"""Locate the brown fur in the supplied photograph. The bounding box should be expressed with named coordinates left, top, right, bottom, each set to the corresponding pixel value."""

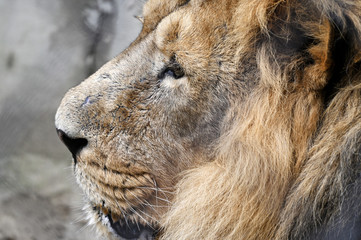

left=56, top=0, right=361, bottom=239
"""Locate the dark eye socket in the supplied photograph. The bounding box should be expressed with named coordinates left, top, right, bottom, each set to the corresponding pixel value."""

left=159, top=62, right=185, bottom=80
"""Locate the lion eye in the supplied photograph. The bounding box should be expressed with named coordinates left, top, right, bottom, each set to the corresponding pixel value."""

left=159, top=63, right=185, bottom=80
left=164, top=68, right=184, bottom=79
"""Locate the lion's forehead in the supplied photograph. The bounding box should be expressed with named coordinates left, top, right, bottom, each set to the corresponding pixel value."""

left=143, top=0, right=211, bottom=24
left=143, top=0, right=233, bottom=38
left=141, top=0, right=189, bottom=37
left=144, top=0, right=236, bottom=76
left=143, top=0, right=188, bottom=18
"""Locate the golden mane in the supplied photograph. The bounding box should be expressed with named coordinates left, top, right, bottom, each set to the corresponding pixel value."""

left=161, top=0, right=361, bottom=239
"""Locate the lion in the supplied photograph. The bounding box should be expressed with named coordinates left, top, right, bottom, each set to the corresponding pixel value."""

left=55, top=0, right=361, bottom=239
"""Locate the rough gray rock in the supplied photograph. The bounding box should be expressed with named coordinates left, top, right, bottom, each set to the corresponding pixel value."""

left=0, top=0, right=144, bottom=239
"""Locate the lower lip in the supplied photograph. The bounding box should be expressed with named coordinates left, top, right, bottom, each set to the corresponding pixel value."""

left=107, top=213, right=157, bottom=239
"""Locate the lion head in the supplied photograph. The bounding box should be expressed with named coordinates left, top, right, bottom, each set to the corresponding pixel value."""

left=56, top=0, right=361, bottom=239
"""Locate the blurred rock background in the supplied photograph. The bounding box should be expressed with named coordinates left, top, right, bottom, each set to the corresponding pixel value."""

left=0, top=0, right=144, bottom=239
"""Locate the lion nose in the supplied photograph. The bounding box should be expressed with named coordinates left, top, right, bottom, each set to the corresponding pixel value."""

left=56, top=129, right=88, bottom=163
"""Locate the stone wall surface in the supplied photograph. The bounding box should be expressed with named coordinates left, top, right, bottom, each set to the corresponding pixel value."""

left=0, top=1, right=144, bottom=239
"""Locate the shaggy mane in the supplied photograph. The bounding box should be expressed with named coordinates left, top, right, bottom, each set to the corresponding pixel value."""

left=161, top=0, right=361, bottom=239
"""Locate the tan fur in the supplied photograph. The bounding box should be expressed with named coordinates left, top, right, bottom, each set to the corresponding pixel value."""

left=56, top=0, right=361, bottom=239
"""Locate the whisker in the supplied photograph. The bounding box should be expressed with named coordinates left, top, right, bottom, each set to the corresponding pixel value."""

left=124, top=190, right=161, bottom=224
left=152, top=179, right=172, bottom=203
left=76, top=220, right=91, bottom=235
left=124, top=199, right=156, bottom=230
left=71, top=212, right=87, bottom=224
left=152, top=179, right=159, bottom=207
left=112, top=192, right=130, bottom=229
left=126, top=190, right=159, bottom=215
left=137, top=208, right=160, bottom=224
left=137, top=186, right=174, bottom=194
left=155, top=196, right=171, bottom=204
left=156, top=188, right=171, bottom=203
left=152, top=179, right=171, bottom=206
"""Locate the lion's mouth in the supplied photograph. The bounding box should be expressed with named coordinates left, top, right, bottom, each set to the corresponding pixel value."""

left=107, top=213, right=157, bottom=240
left=93, top=205, right=158, bottom=240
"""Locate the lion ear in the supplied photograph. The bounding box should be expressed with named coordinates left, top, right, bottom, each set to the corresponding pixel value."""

left=309, top=0, right=361, bottom=101
left=317, top=0, right=361, bottom=67
left=270, top=0, right=361, bottom=96
left=313, top=0, right=361, bottom=46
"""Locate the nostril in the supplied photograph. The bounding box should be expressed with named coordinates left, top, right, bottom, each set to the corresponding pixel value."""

left=56, top=129, right=88, bottom=163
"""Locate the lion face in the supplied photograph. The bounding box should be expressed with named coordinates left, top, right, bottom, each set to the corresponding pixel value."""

left=56, top=0, right=251, bottom=238
left=56, top=0, right=361, bottom=239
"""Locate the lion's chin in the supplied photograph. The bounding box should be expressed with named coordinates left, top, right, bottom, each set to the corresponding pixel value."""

left=107, top=215, right=156, bottom=240
left=91, top=204, right=158, bottom=240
